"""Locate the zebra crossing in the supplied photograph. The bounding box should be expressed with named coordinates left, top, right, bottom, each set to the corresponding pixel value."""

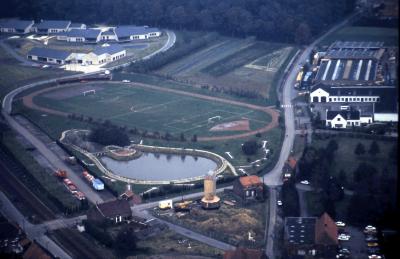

left=281, top=104, right=293, bottom=108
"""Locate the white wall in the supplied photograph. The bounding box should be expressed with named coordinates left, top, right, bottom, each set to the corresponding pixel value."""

left=374, top=113, right=398, bottom=122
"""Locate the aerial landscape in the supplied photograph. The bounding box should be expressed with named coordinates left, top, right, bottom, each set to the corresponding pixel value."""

left=0, top=0, right=398, bottom=258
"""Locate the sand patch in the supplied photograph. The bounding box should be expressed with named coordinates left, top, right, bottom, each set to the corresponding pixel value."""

left=209, top=119, right=250, bottom=132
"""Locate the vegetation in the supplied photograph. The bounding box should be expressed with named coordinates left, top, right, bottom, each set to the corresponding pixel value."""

left=4, top=0, right=354, bottom=43
left=89, top=125, right=130, bottom=147
left=281, top=179, right=300, bottom=217
left=242, top=140, right=259, bottom=156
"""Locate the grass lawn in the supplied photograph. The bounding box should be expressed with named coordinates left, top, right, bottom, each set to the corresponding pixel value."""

left=319, top=26, right=399, bottom=47
left=32, top=82, right=272, bottom=138
left=155, top=192, right=267, bottom=248
left=0, top=46, right=73, bottom=101
left=311, top=135, right=397, bottom=188
left=136, top=229, right=223, bottom=258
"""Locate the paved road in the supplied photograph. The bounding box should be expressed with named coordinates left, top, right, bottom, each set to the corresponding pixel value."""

left=264, top=11, right=361, bottom=258
left=0, top=192, right=73, bottom=259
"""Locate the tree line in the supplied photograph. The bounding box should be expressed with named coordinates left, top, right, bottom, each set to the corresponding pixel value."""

left=3, top=0, right=354, bottom=44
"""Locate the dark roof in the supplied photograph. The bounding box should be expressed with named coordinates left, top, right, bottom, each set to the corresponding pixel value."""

left=0, top=221, right=19, bottom=239
left=315, top=213, right=338, bottom=245
left=96, top=199, right=131, bottom=218
left=238, top=175, right=262, bottom=187
left=224, top=248, right=267, bottom=259
left=27, top=47, right=71, bottom=60
left=35, top=20, right=70, bottom=30
left=326, top=110, right=360, bottom=120
left=311, top=84, right=396, bottom=97
left=284, top=217, right=316, bottom=245
left=23, top=242, right=51, bottom=259
left=69, top=23, right=85, bottom=28
left=92, top=44, right=125, bottom=55
left=330, top=41, right=384, bottom=49
left=115, top=25, right=160, bottom=38
left=59, top=28, right=101, bottom=39
left=0, top=19, right=34, bottom=30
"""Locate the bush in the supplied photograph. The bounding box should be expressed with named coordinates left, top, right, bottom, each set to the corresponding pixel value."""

left=242, top=140, right=259, bottom=155
left=89, top=126, right=130, bottom=146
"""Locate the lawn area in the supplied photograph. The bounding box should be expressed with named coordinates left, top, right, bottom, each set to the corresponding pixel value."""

left=136, top=229, right=223, bottom=258
left=32, top=82, right=272, bottom=138
left=0, top=46, right=73, bottom=101
left=310, top=135, right=397, bottom=188
left=319, top=26, right=399, bottom=47
left=155, top=192, right=267, bottom=248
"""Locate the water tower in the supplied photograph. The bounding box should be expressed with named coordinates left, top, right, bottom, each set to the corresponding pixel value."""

left=201, top=171, right=220, bottom=209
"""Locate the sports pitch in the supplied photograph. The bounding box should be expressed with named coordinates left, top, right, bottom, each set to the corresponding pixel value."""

left=33, top=82, right=272, bottom=137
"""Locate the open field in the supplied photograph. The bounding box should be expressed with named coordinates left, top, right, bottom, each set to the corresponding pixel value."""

left=156, top=37, right=297, bottom=99
left=155, top=192, right=267, bottom=248
left=319, top=26, right=399, bottom=47
left=0, top=46, right=73, bottom=101
left=136, top=229, right=223, bottom=258
left=310, top=135, right=397, bottom=188
left=28, top=82, right=276, bottom=139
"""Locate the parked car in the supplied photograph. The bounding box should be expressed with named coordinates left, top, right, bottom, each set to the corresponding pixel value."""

left=277, top=200, right=283, bottom=206
left=336, top=221, right=346, bottom=227
left=338, top=234, right=350, bottom=241
left=336, top=254, right=350, bottom=259
left=366, top=236, right=378, bottom=242
left=368, top=255, right=382, bottom=259
left=367, top=247, right=380, bottom=255
left=338, top=248, right=350, bottom=254
left=122, top=79, right=130, bottom=83
left=300, top=180, right=309, bottom=185
left=367, top=242, right=379, bottom=247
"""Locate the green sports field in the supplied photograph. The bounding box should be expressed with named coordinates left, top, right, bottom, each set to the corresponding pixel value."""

left=33, top=82, right=271, bottom=137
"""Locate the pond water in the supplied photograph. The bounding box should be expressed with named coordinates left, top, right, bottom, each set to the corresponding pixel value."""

left=100, top=152, right=217, bottom=181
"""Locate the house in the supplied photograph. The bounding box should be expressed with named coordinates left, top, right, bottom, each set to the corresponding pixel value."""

left=23, top=241, right=52, bottom=259
left=100, top=29, right=118, bottom=41
left=56, top=29, right=102, bottom=43
left=27, top=47, right=73, bottom=64
left=119, top=188, right=142, bottom=205
left=326, top=110, right=364, bottom=128
left=87, top=199, right=132, bottom=223
left=84, top=44, right=126, bottom=65
left=0, top=19, right=34, bottom=34
left=114, top=25, right=161, bottom=41
left=33, top=20, right=71, bottom=34
left=68, top=23, right=86, bottom=30
left=284, top=213, right=338, bottom=258
left=224, top=247, right=267, bottom=259
left=233, top=175, right=264, bottom=201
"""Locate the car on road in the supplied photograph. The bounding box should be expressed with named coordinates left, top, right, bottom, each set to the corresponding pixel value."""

left=300, top=180, right=309, bottom=185
left=122, top=80, right=130, bottom=83
left=277, top=200, right=283, bottom=206
left=336, top=221, right=346, bottom=227
left=42, top=64, right=50, bottom=68
left=338, top=234, right=350, bottom=241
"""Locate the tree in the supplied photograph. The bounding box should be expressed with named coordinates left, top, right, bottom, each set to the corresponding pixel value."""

left=354, top=142, right=366, bottom=156
left=389, top=145, right=397, bottom=161
left=326, top=139, right=338, bottom=153
left=295, top=22, right=312, bottom=44
left=242, top=140, right=259, bottom=155
left=114, top=228, right=137, bottom=253
left=368, top=141, right=380, bottom=156
left=89, top=126, right=130, bottom=147
left=338, top=169, right=347, bottom=187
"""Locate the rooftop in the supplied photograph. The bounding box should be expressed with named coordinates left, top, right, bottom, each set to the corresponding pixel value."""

left=330, top=41, right=384, bottom=50
left=238, top=175, right=262, bottom=187
left=0, top=19, right=34, bottom=30
left=326, top=110, right=360, bottom=120
left=115, top=25, right=160, bottom=38
left=35, top=20, right=71, bottom=30
left=285, top=217, right=316, bottom=245
left=27, top=47, right=71, bottom=60
left=315, top=213, right=338, bottom=245
left=224, top=247, right=267, bottom=259
left=92, top=44, right=125, bottom=55
left=96, top=199, right=131, bottom=218
left=59, top=28, right=101, bottom=39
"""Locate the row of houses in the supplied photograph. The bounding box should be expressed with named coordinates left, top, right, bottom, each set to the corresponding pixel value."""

left=0, top=19, right=161, bottom=42
left=27, top=44, right=126, bottom=65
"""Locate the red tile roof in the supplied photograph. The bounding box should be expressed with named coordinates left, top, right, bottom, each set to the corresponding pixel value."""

left=287, top=157, right=297, bottom=169
left=23, top=242, right=51, bottom=259
left=315, top=213, right=338, bottom=245
left=239, top=175, right=262, bottom=187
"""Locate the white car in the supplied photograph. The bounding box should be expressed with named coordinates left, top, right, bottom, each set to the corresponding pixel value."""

left=368, top=255, right=382, bottom=259
left=338, top=234, right=350, bottom=241
left=300, top=180, right=309, bottom=185
left=277, top=200, right=283, bottom=206
left=364, top=225, right=377, bottom=234
left=336, top=221, right=346, bottom=227
left=122, top=80, right=130, bottom=83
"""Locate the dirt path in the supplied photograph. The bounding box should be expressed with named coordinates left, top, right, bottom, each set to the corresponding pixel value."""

left=22, top=81, right=280, bottom=142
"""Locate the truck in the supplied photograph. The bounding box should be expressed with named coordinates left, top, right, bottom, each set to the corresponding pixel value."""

left=54, top=169, right=67, bottom=178
left=74, top=191, right=86, bottom=200
left=83, top=171, right=95, bottom=182
left=173, top=200, right=192, bottom=212
left=63, top=178, right=77, bottom=192
left=159, top=199, right=173, bottom=210
left=82, top=171, right=104, bottom=191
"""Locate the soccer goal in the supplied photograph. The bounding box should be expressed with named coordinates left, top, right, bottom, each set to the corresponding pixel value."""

left=83, top=89, right=96, bottom=96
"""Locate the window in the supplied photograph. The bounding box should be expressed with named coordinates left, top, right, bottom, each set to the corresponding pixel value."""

left=357, top=98, right=360, bottom=101
left=329, top=98, right=332, bottom=102
left=337, top=118, right=341, bottom=121
left=376, top=97, right=380, bottom=102
left=361, top=98, right=364, bottom=102
left=368, top=98, right=371, bottom=101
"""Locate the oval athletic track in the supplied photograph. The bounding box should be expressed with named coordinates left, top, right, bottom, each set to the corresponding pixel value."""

left=22, top=81, right=280, bottom=142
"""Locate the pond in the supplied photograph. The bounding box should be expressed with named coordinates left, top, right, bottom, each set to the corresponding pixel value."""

left=100, top=152, right=217, bottom=181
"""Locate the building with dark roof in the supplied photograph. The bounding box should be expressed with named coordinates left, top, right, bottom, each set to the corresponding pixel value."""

left=233, top=175, right=264, bottom=201
left=56, top=29, right=102, bottom=43
left=34, top=20, right=71, bottom=34
left=114, top=25, right=161, bottom=41
left=0, top=19, right=34, bottom=34
left=224, top=247, right=267, bottom=259
left=68, top=23, right=86, bottom=30
left=27, top=47, right=72, bottom=64
left=87, top=199, right=132, bottom=223
left=284, top=213, right=338, bottom=258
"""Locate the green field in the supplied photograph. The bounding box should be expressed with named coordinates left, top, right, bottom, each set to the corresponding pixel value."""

left=33, top=82, right=271, bottom=138
left=319, top=26, right=399, bottom=47
left=0, top=46, right=73, bottom=101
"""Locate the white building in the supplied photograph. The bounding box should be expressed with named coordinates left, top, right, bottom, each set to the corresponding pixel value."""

left=82, top=45, right=126, bottom=65
left=56, top=29, right=102, bottom=43
left=33, top=20, right=71, bottom=34
left=326, top=110, right=373, bottom=128
left=27, top=47, right=73, bottom=64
